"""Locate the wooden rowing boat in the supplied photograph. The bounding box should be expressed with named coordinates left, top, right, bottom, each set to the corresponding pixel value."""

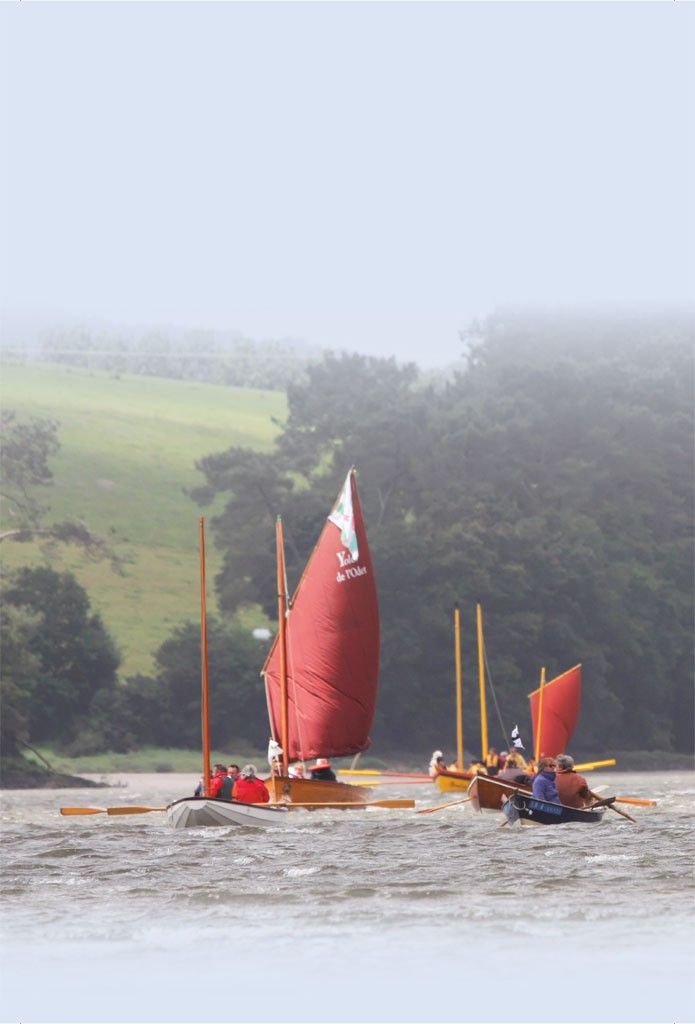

left=502, top=791, right=606, bottom=827
left=166, top=797, right=292, bottom=829
left=468, top=773, right=531, bottom=812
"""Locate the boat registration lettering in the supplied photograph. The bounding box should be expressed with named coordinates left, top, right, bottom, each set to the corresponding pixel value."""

left=528, top=799, right=562, bottom=816
left=336, top=564, right=368, bottom=583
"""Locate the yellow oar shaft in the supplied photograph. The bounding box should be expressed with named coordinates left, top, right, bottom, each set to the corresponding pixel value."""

left=416, top=797, right=472, bottom=815
left=616, top=796, right=657, bottom=807
left=574, top=759, right=617, bottom=771
left=278, top=799, right=415, bottom=809
left=60, top=807, right=107, bottom=815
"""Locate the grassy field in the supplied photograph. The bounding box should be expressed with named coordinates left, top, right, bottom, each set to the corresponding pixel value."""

left=1, top=361, right=286, bottom=674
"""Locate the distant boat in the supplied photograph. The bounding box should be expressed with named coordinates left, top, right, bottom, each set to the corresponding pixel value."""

left=529, top=664, right=582, bottom=759
left=261, top=468, right=380, bottom=807
left=434, top=604, right=487, bottom=793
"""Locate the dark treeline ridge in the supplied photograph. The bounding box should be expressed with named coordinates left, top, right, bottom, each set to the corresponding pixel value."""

left=2, top=309, right=693, bottom=770
left=7, top=327, right=318, bottom=391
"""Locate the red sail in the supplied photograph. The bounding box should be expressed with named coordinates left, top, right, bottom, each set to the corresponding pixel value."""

left=262, top=470, right=380, bottom=762
left=529, top=664, right=582, bottom=758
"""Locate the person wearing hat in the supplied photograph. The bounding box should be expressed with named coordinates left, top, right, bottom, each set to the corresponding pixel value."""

left=555, top=754, right=600, bottom=808
left=308, top=758, right=337, bottom=782
left=232, top=764, right=270, bottom=804
left=428, top=751, right=447, bottom=777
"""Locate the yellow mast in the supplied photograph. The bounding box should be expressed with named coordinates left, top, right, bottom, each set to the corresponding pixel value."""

left=534, top=665, right=547, bottom=762
left=454, top=605, right=464, bottom=770
left=476, top=603, right=488, bottom=761
left=275, top=516, right=290, bottom=777
left=198, top=517, right=211, bottom=798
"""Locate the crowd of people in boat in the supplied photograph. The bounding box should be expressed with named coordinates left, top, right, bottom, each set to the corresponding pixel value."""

left=430, top=749, right=600, bottom=808
left=194, top=757, right=338, bottom=803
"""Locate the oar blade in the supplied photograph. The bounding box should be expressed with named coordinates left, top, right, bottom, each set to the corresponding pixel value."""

left=106, top=806, right=167, bottom=815
left=60, top=807, right=107, bottom=815
left=616, top=796, right=657, bottom=807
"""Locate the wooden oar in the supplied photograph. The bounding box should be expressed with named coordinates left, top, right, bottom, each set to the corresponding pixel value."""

left=574, top=759, right=616, bottom=771
left=589, top=797, right=637, bottom=823
left=62, top=798, right=414, bottom=817
left=107, top=806, right=167, bottom=815
left=348, top=779, right=432, bottom=787
left=338, top=770, right=431, bottom=779
left=615, top=796, right=657, bottom=807
left=281, top=799, right=415, bottom=809
left=415, top=797, right=471, bottom=815
left=606, top=803, right=637, bottom=823
left=60, top=807, right=108, bottom=815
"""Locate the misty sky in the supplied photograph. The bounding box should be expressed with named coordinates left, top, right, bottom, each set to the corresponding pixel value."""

left=2, top=2, right=693, bottom=367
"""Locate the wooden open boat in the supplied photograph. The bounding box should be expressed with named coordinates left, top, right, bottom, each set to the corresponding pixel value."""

left=166, top=797, right=293, bottom=829
left=502, top=791, right=606, bottom=826
left=264, top=775, right=366, bottom=805
left=468, top=773, right=531, bottom=812
left=434, top=768, right=476, bottom=793
left=261, top=469, right=379, bottom=807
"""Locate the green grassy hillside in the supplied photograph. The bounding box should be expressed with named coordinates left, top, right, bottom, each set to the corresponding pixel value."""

left=1, top=361, right=286, bottom=675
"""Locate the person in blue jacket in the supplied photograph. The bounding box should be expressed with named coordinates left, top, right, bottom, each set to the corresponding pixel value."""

left=531, top=757, right=561, bottom=803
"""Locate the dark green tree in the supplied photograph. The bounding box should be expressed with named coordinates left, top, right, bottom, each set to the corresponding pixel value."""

left=2, top=568, right=121, bottom=745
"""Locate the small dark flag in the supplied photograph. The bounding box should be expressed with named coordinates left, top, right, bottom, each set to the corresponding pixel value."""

left=511, top=724, right=525, bottom=750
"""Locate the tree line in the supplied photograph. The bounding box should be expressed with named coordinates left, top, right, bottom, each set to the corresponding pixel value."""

left=2, top=309, right=693, bottom=770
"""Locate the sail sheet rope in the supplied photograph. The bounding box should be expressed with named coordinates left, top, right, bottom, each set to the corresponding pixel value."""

left=483, top=640, right=509, bottom=747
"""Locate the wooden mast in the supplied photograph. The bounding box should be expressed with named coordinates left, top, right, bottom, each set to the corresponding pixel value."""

left=454, top=604, right=464, bottom=770
left=476, top=603, right=488, bottom=761
left=534, top=665, right=547, bottom=763
left=199, top=516, right=211, bottom=798
left=275, top=515, right=290, bottom=777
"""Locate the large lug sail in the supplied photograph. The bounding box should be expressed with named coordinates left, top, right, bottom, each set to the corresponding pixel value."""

left=262, top=469, right=380, bottom=762
left=528, top=664, right=582, bottom=758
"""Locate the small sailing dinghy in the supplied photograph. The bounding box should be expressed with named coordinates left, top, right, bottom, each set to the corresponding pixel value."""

left=502, top=791, right=606, bottom=827
left=261, top=468, right=380, bottom=807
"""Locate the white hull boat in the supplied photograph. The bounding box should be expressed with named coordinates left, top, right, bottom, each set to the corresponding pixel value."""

left=166, top=797, right=292, bottom=829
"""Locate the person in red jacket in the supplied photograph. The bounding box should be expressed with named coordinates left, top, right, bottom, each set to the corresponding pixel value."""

left=555, top=754, right=600, bottom=808
left=209, top=764, right=232, bottom=799
left=232, top=764, right=270, bottom=804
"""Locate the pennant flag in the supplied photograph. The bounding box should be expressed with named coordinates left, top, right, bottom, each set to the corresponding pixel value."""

left=328, top=471, right=359, bottom=561
left=511, top=724, right=525, bottom=750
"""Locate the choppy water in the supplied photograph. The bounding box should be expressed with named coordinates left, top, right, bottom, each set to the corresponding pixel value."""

left=1, top=771, right=693, bottom=1023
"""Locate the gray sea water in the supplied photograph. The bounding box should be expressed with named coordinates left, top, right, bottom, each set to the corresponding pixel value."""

left=0, top=771, right=693, bottom=1024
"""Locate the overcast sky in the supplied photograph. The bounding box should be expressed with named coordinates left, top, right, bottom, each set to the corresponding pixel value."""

left=2, top=2, right=693, bottom=367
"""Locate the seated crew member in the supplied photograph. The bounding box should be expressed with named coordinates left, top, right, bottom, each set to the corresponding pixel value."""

left=468, top=759, right=488, bottom=776
left=429, top=751, right=447, bottom=776
left=309, top=758, right=337, bottom=782
left=555, top=754, right=600, bottom=808
left=288, top=763, right=306, bottom=778
left=531, top=757, right=560, bottom=803
left=485, top=747, right=500, bottom=776
left=232, top=764, right=270, bottom=804
left=504, top=750, right=528, bottom=772
left=210, top=764, right=233, bottom=799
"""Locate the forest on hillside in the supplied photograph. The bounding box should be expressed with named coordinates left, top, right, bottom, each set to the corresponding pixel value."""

left=2, top=309, right=693, bottom=769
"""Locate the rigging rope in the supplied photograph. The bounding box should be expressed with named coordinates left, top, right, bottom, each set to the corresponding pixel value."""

left=483, top=640, right=509, bottom=746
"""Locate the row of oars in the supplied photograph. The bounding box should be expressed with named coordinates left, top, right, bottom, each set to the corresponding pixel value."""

left=60, top=798, right=415, bottom=816
left=415, top=793, right=656, bottom=822
left=61, top=792, right=656, bottom=820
